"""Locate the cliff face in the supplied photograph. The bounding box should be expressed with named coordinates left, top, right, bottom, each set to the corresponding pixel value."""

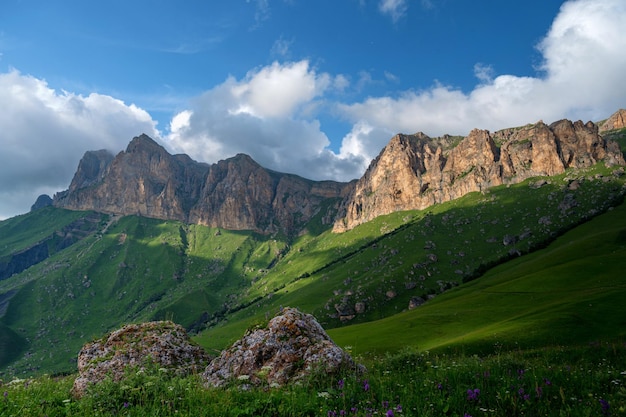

left=54, top=111, right=626, bottom=235
left=54, top=135, right=348, bottom=235
left=55, top=135, right=208, bottom=222
left=600, top=109, right=626, bottom=132
left=333, top=116, right=626, bottom=232
left=188, top=153, right=349, bottom=233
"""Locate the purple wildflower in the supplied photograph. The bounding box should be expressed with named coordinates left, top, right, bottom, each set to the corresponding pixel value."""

left=396, top=404, right=403, bottom=412
left=382, top=400, right=389, bottom=409
left=544, top=378, right=552, bottom=386
left=517, top=369, right=525, bottom=379
left=340, top=410, right=346, bottom=416
left=363, top=380, right=370, bottom=392
left=386, top=410, right=394, bottom=417
left=123, top=402, right=130, bottom=408
left=437, top=382, right=443, bottom=390
left=599, top=398, right=610, bottom=416
left=328, top=411, right=337, bottom=417
left=3, top=391, right=7, bottom=399
left=467, top=388, right=480, bottom=401
left=464, top=414, right=473, bottom=417
left=338, top=379, right=345, bottom=390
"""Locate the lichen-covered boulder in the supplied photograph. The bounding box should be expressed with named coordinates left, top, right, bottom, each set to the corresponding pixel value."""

left=72, top=321, right=210, bottom=397
left=203, top=307, right=362, bottom=388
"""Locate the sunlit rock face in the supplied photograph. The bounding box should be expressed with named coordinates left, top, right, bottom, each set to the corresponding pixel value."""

left=333, top=116, right=625, bottom=232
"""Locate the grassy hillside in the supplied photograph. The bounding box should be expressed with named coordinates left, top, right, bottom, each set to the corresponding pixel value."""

left=195, top=162, right=626, bottom=351
left=328, top=196, right=626, bottom=355
left=0, top=162, right=625, bottom=376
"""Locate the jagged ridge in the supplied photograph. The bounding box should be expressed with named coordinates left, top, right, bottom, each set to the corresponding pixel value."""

left=333, top=116, right=625, bottom=231
left=54, top=111, right=626, bottom=235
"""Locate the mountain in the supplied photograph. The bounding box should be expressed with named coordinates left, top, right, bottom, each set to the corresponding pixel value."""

left=53, top=135, right=349, bottom=235
left=53, top=114, right=625, bottom=236
left=333, top=118, right=625, bottom=231
left=1, top=110, right=625, bottom=377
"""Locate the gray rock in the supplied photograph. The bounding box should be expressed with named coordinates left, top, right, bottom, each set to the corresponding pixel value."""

left=72, top=321, right=210, bottom=398
left=203, top=307, right=362, bottom=388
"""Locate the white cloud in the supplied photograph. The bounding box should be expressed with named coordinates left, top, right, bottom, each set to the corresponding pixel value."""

left=0, top=70, right=158, bottom=219
left=166, top=60, right=365, bottom=182
left=339, top=0, right=626, bottom=163
left=379, top=0, right=408, bottom=22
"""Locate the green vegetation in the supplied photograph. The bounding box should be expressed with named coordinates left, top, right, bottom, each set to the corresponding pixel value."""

left=1, top=344, right=625, bottom=416
left=0, top=163, right=625, bottom=376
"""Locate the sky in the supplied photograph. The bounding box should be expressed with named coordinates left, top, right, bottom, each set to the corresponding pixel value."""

left=0, top=0, right=625, bottom=220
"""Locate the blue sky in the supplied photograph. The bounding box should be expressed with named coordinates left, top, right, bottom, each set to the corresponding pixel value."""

left=1, top=0, right=625, bottom=219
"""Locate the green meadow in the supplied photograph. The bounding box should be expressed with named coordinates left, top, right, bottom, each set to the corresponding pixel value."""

left=1, top=160, right=626, bottom=415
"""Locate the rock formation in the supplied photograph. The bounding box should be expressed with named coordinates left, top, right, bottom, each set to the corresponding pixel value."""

left=333, top=117, right=625, bottom=231
left=600, top=109, right=626, bottom=132
left=30, top=194, right=53, bottom=211
left=203, top=307, right=361, bottom=387
left=72, top=321, right=210, bottom=398
left=54, top=110, right=626, bottom=235
left=55, top=135, right=208, bottom=224
left=54, top=135, right=348, bottom=235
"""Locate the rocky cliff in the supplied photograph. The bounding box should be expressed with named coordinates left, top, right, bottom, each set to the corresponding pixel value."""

left=600, top=109, right=626, bottom=132
left=54, top=111, right=626, bottom=235
left=333, top=115, right=626, bottom=232
left=54, top=134, right=349, bottom=235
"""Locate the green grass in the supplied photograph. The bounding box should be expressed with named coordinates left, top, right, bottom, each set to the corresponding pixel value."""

left=1, top=343, right=625, bottom=416
left=328, top=195, right=626, bottom=356
left=1, top=162, right=625, bottom=378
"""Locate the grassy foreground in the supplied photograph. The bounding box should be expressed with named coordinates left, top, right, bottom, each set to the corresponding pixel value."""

left=1, top=343, right=625, bottom=416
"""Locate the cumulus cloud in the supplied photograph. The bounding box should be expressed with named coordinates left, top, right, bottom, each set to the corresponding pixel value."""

left=166, top=60, right=367, bottom=182
left=0, top=70, right=158, bottom=219
left=339, top=0, right=626, bottom=162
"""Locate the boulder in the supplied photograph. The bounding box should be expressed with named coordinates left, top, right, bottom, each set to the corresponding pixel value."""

left=203, top=307, right=362, bottom=388
left=72, top=321, right=210, bottom=397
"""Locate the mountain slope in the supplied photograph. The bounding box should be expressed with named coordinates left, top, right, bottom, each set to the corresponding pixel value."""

left=328, top=194, right=626, bottom=355
left=1, top=112, right=625, bottom=376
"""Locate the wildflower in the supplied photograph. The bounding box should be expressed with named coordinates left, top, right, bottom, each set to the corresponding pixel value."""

left=544, top=378, right=552, bottom=386
left=437, top=382, right=443, bottom=390
left=340, top=410, right=346, bottom=416
left=363, top=380, right=370, bottom=392
left=517, top=369, right=525, bottom=379
left=464, top=414, right=472, bottom=417
left=338, top=379, right=345, bottom=390
left=467, top=388, right=480, bottom=401
left=318, top=392, right=331, bottom=399
left=237, top=375, right=250, bottom=381
left=328, top=411, right=337, bottom=417
left=599, top=398, right=610, bottom=416
left=386, top=410, right=394, bottom=417
left=123, top=402, right=130, bottom=408
left=382, top=400, right=389, bottom=409
left=3, top=391, right=7, bottom=399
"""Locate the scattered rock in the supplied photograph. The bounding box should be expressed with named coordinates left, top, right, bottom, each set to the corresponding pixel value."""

left=385, top=290, right=397, bottom=299
left=354, top=302, right=366, bottom=314
left=72, top=321, right=210, bottom=398
left=203, top=307, right=362, bottom=388
left=408, top=296, right=425, bottom=310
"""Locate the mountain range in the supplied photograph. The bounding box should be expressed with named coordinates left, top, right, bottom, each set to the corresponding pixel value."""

left=53, top=110, right=626, bottom=234
left=1, top=109, right=625, bottom=376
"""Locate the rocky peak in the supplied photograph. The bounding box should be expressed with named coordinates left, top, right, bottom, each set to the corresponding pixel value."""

left=334, top=116, right=625, bottom=232
left=600, top=109, right=626, bottom=132
left=67, top=149, right=115, bottom=193
left=54, top=135, right=348, bottom=235
left=30, top=194, right=53, bottom=211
